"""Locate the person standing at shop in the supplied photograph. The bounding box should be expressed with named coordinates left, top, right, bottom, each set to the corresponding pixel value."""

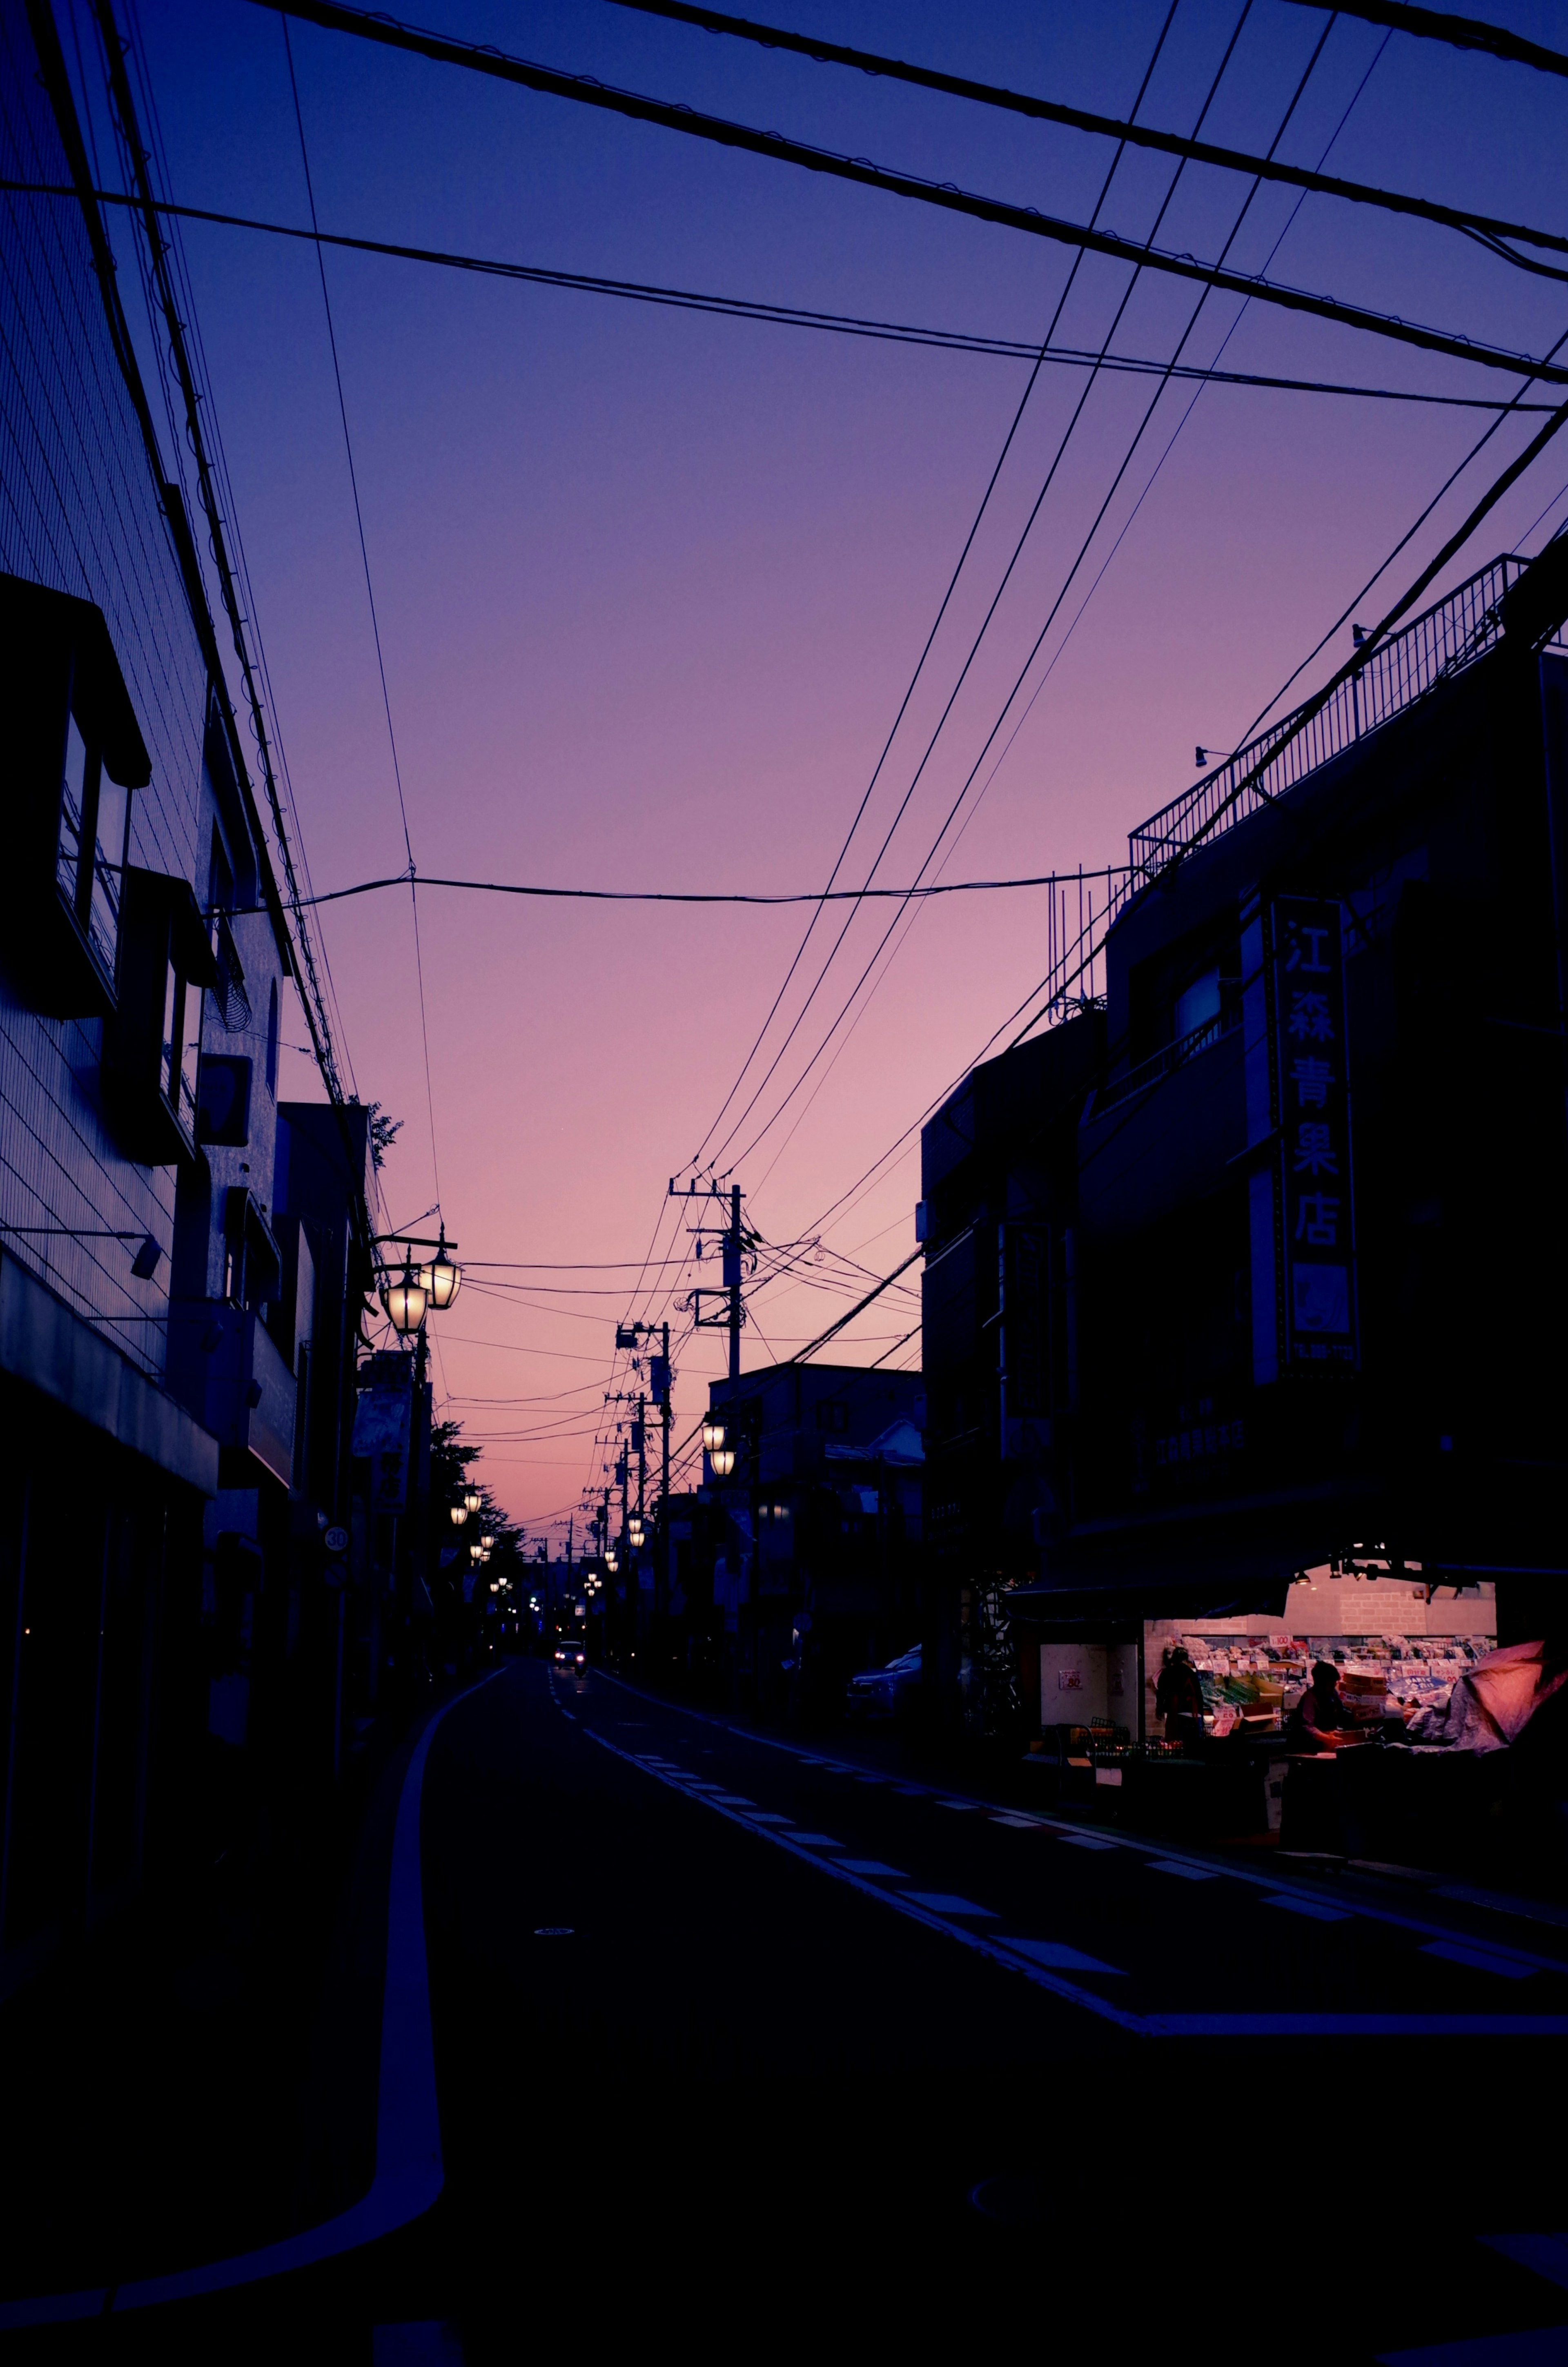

left=1288, top=1660, right=1358, bottom=1750
left=1156, top=1645, right=1206, bottom=1744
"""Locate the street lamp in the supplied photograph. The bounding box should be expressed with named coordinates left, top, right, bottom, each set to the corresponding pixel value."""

left=419, top=1227, right=463, bottom=1310
left=606, top=1548, right=619, bottom=1574
left=450, top=1503, right=468, bottom=1527
left=628, top=1515, right=644, bottom=1548
left=381, top=1253, right=427, bottom=1334
left=710, top=1444, right=735, bottom=1478
left=702, top=1414, right=725, bottom=1454
left=481, top=1532, right=495, bottom=1552
left=464, top=1485, right=482, bottom=1516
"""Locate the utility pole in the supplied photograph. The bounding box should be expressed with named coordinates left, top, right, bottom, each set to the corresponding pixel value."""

left=725, top=1183, right=742, bottom=1382
left=670, top=1177, right=749, bottom=1381
left=635, top=1394, right=646, bottom=1529
left=659, top=1322, right=671, bottom=1530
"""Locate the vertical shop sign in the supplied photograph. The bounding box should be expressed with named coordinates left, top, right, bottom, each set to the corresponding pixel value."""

left=1271, top=896, right=1358, bottom=1369
left=351, top=1378, right=413, bottom=1511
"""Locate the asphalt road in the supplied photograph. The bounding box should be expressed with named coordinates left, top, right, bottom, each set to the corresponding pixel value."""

left=410, top=1660, right=1568, bottom=2360
left=9, top=1658, right=1568, bottom=2362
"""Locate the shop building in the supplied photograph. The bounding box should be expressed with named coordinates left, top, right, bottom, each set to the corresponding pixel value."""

left=919, top=546, right=1568, bottom=1768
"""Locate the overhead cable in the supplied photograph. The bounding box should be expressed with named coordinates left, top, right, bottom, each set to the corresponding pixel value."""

left=788, top=1247, right=924, bottom=1365
left=679, top=0, right=1183, bottom=1181
left=243, top=0, right=1568, bottom=387
left=8, top=182, right=1542, bottom=406
left=280, top=19, right=444, bottom=1209
left=718, top=4, right=1325, bottom=1178
left=705, top=3, right=1256, bottom=1180
left=232, top=861, right=1131, bottom=913
left=1281, top=0, right=1568, bottom=80
left=605, top=0, right=1568, bottom=263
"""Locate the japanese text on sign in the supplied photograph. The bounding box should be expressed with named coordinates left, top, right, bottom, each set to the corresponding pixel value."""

left=1271, top=897, right=1357, bottom=1367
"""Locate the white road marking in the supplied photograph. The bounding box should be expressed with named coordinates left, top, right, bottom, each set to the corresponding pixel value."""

left=936, top=1799, right=978, bottom=1811
left=744, top=1813, right=795, bottom=1827
left=838, top=1860, right=907, bottom=1878
left=1375, top=2327, right=1568, bottom=2365
left=583, top=1725, right=1147, bottom=2029
left=1150, top=1860, right=1221, bottom=1881
left=1000, top=1938, right=1127, bottom=1977
left=586, top=1669, right=1568, bottom=1981
left=991, top=1813, right=1045, bottom=1829
left=788, top=1834, right=844, bottom=1848
left=712, top=1795, right=756, bottom=1808
left=904, top=1893, right=997, bottom=1917
left=0, top=1662, right=512, bottom=2327
left=1262, top=1892, right=1351, bottom=1920
left=1422, top=1940, right=1539, bottom=1980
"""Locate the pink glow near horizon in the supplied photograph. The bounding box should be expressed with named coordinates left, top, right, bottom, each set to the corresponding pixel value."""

left=109, top=0, right=1567, bottom=1531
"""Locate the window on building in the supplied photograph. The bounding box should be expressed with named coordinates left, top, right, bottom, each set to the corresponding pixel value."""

left=103, top=869, right=216, bottom=1165
left=0, top=573, right=149, bottom=1016
left=1174, top=967, right=1221, bottom=1045
left=265, top=979, right=279, bottom=1097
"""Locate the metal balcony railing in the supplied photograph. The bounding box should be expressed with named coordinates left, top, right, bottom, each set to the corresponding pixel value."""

left=1127, top=554, right=1537, bottom=891
left=1027, top=551, right=1565, bottom=1046
left=1093, top=1001, right=1242, bottom=1116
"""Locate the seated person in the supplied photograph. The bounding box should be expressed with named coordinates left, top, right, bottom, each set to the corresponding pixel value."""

left=1287, top=1659, right=1358, bottom=1751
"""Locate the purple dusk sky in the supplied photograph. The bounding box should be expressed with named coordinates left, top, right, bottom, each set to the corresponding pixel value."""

left=84, top=0, right=1566, bottom=1534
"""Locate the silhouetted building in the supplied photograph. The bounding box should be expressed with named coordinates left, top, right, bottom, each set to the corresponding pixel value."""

left=922, top=548, right=1568, bottom=1740
left=700, top=1362, right=925, bottom=1717
left=919, top=1015, right=1105, bottom=1735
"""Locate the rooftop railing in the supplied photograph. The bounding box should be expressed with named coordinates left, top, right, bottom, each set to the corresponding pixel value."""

left=1026, top=550, right=1564, bottom=1046
left=1127, top=554, right=1533, bottom=892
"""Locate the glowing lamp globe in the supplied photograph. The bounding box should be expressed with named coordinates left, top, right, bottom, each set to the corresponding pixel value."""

left=381, top=1257, right=427, bottom=1335
left=419, top=1229, right=462, bottom=1310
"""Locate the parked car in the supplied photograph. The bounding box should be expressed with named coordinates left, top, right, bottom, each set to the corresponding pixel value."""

left=846, top=1645, right=921, bottom=1719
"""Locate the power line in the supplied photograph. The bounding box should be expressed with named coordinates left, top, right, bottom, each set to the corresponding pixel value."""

left=718, top=2, right=1317, bottom=1179
left=244, top=0, right=1568, bottom=388
left=13, top=179, right=1544, bottom=406
left=66, top=0, right=363, bottom=1235
left=116, top=0, right=365, bottom=1120
left=280, top=17, right=444, bottom=1213
left=705, top=0, right=1236, bottom=1179
left=681, top=0, right=1184, bottom=1180
left=606, top=0, right=1568, bottom=265
left=228, top=861, right=1131, bottom=913
left=1281, top=0, right=1568, bottom=80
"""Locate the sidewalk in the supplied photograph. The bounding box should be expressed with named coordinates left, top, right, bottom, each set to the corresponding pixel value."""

left=0, top=1704, right=419, bottom=2309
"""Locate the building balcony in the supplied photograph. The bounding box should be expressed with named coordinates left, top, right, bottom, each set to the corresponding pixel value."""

left=166, top=1300, right=295, bottom=1486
